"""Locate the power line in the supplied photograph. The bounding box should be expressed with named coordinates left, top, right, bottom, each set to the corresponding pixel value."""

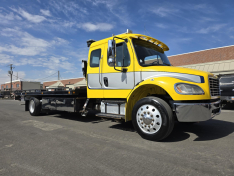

left=36, top=75, right=58, bottom=82
left=11, top=72, right=58, bottom=82
left=144, top=23, right=151, bottom=37
left=36, top=72, right=58, bottom=81
left=60, top=72, right=63, bottom=80
left=12, top=73, right=58, bottom=84
left=11, top=71, right=57, bottom=82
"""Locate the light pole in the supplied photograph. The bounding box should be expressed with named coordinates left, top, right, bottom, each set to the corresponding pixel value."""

left=8, top=64, right=14, bottom=92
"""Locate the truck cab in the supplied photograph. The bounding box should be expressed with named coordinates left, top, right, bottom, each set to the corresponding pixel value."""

left=83, top=30, right=221, bottom=140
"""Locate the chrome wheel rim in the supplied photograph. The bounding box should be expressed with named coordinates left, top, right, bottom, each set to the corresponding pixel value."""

left=136, top=104, right=162, bottom=134
left=29, top=100, right=35, bottom=113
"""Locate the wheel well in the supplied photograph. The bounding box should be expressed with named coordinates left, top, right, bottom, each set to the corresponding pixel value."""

left=126, top=84, right=173, bottom=121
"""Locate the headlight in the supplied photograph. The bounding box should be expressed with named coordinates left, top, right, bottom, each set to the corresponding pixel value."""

left=174, top=83, right=204, bottom=95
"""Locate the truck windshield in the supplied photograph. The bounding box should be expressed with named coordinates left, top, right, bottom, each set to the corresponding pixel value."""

left=132, top=38, right=171, bottom=66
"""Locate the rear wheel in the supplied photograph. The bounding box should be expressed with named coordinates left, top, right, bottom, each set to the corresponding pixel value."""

left=132, top=97, right=174, bottom=141
left=29, top=97, right=41, bottom=116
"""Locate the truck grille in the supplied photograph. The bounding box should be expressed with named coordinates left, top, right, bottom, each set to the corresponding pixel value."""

left=209, top=77, right=220, bottom=96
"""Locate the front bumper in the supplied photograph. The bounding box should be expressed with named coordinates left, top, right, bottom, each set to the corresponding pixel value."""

left=173, top=100, right=221, bottom=122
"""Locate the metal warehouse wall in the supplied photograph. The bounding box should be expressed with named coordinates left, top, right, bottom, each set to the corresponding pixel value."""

left=22, top=82, right=41, bottom=90
left=168, top=45, right=234, bottom=76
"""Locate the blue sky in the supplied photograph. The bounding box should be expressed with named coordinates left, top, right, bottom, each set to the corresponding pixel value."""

left=0, top=0, right=234, bottom=84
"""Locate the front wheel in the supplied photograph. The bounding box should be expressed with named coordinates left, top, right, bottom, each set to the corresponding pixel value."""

left=132, top=97, right=174, bottom=141
left=29, top=97, right=41, bottom=116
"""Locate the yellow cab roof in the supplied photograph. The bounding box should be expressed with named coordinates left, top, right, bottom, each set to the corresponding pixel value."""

left=90, top=33, right=169, bottom=51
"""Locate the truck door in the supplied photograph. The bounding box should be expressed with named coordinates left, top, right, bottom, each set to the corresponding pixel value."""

left=102, top=40, right=135, bottom=98
left=87, top=45, right=104, bottom=98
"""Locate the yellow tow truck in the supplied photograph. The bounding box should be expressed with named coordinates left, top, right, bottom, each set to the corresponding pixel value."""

left=24, top=29, right=221, bottom=141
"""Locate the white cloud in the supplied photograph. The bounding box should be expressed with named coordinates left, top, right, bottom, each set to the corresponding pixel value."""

left=0, top=69, right=10, bottom=85
left=169, top=37, right=192, bottom=44
left=198, top=17, right=218, bottom=23
left=88, top=0, right=132, bottom=25
left=0, top=54, right=14, bottom=64
left=0, top=33, right=50, bottom=56
left=191, top=4, right=217, bottom=14
left=15, top=71, right=26, bottom=80
left=0, top=28, right=69, bottom=56
left=11, top=8, right=46, bottom=23
left=155, top=23, right=167, bottom=29
left=51, top=37, right=69, bottom=45
left=49, top=0, right=88, bottom=17
left=16, top=56, right=75, bottom=71
left=0, top=68, right=26, bottom=84
left=151, top=7, right=179, bottom=17
left=63, top=21, right=77, bottom=28
left=0, top=45, right=46, bottom=56
left=197, top=24, right=226, bottom=34
left=0, top=27, right=21, bottom=37
left=0, top=12, right=22, bottom=24
left=40, top=9, right=51, bottom=17
left=148, top=3, right=217, bottom=23
left=81, top=22, right=113, bottom=32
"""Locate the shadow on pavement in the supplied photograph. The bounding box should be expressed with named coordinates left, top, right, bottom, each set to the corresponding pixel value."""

left=44, top=111, right=123, bottom=124
left=162, top=119, right=234, bottom=142
left=43, top=111, right=136, bottom=131
left=109, top=121, right=135, bottom=132
left=110, top=119, right=234, bottom=142
left=41, top=111, right=234, bottom=142
left=222, top=102, right=234, bottom=111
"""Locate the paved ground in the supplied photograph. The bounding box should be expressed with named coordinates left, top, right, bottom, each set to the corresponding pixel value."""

left=0, top=100, right=234, bottom=176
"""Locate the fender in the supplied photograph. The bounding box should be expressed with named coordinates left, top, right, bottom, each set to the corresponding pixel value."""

left=125, top=76, right=211, bottom=121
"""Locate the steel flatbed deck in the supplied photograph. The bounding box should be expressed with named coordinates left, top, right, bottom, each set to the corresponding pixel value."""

left=23, top=89, right=87, bottom=98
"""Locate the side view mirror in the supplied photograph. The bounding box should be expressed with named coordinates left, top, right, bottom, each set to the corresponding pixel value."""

left=108, top=58, right=115, bottom=66
left=108, top=40, right=116, bottom=59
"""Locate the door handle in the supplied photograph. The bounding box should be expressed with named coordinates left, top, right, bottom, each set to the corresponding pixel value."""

left=104, top=77, right=108, bottom=87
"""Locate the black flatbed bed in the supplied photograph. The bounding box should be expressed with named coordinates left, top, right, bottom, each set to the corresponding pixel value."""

left=23, top=88, right=87, bottom=98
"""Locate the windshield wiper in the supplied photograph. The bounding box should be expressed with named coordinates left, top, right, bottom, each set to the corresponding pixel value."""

left=149, top=62, right=171, bottom=66
left=151, top=60, right=159, bottom=65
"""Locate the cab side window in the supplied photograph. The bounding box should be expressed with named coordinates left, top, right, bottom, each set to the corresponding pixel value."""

left=108, top=43, right=130, bottom=67
left=90, top=49, right=101, bottom=67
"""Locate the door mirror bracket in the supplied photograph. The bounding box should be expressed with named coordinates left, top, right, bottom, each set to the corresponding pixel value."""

left=121, top=68, right=128, bottom=73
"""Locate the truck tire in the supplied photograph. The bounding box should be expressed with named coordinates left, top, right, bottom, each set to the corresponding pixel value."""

left=132, top=97, right=174, bottom=141
left=29, top=97, right=41, bottom=116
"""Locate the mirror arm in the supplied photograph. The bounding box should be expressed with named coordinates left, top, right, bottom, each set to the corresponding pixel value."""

left=113, top=61, right=122, bottom=72
left=113, top=36, right=128, bottom=43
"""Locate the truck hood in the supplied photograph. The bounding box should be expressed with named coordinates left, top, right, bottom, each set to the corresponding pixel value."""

left=142, top=66, right=213, bottom=76
left=139, top=66, right=215, bottom=83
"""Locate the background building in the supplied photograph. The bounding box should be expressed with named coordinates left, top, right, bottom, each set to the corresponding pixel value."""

left=1, top=80, right=41, bottom=91
left=43, top=77, right=86, bottom=90
left=168, top=45, right=234, bottom=76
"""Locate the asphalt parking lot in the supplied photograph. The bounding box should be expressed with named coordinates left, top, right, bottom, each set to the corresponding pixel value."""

left=0, top=100, right=234, bottom=176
